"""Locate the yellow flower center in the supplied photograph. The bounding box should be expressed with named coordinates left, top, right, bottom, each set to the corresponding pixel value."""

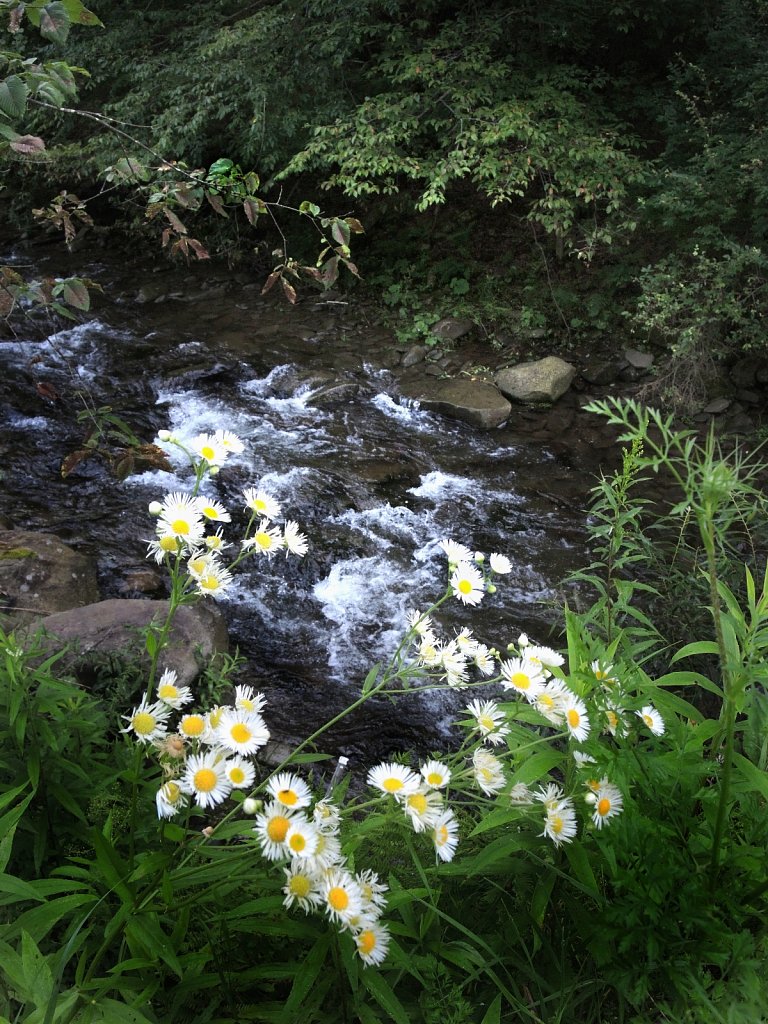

left=194, top=768, right=217, bottom=793
left=201, top=446, right=216, bottom=461
left=254, top=498, right=267, bottom=512
left=209, top=708, right=223, bottom=728
left=289, top=875, right=311, bottom=898
left=289, top=833, right=306, bottom=852
left=200, top=574, right=220, bottom=591
left=358, top=930, right=376, bottom=955
left=158, top=684, right=178, bottom=700
left=511, top=672, right=530, bottom=690
left=587, top=778, right=600, bottom=792
left=427, top=771, right=443, bottom=786
left=408, top=793, right=427, bottom=814
left=132, top=712, right=156, bottom=736
left=231, top=723, right=252, bottom=744
left=171, top=518, right=190, bottom=535
left=255, top=531, right=273, bottom=550
left=607, top=711, right=618, bottom=727
left=597, top=797, right=611, bottom=817
left=539, top=694, right=554, bottom=709
left=436, top=825, right=448, bottom=845
left=267, top=816, right=289, bottom=842
left=202, top=505, right=218, bottom=518
left=458, top=578, right=472, bottom=594
left=229, top=767, right=245, bottom=785
left=165, top=782, right=181, bottom=802
left=642, top=714, right=653, bottom=728
left=328, top=887, right=349, bottom=912
left=382, top=777, right=404, bottom=792
left=551, top=815, right=564, bottom=834
left=160, top=534, right=179, bottom=551
left=279, top=789, right=298, bottom=806
left=478, top=714, right=496, bottom=732
left=567, top=708, right=581, bottom=728
left=181, top=715, right=205, bottom=737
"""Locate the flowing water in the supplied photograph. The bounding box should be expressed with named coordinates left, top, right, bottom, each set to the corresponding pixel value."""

left=0, top=250, right=620, bottom=759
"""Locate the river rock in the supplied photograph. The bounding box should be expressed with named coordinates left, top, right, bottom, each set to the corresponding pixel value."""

left=29, top=598, right=229, bottom=687
left=0, top=530, right=99, bottom=624
left=623, top=347, right=654, bottom=370
left=430, top=317, right=474, bottom=342
left=399, top=379, right=511, bottom=429
left=401, top=344, right=429, bottom=367
left=306, top=380, right=362, bottom=408
left=495, top=357, right=576, bottom=404
left=580, top=358, right=624, bottom=386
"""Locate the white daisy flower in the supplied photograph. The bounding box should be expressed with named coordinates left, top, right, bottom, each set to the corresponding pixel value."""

left=282, top=863, right=322, bottom=913
left=563, top=693, right=591, bottom=742
left=592, top=780, right=624, bottom=829
left=321, top=869, right=364, bottom=928
left=367, top=762, right=420, bottom=797
left=500, top=657, right=546, bottom=702
left=146, top=536, right=184, bottom=563
left=489, top=552, right=512, bottom=574
left=465, top=699, right=510, bottom=745
left=473, top=644, right=496, bottom=675
left=313, top=800, right=342, bottom=833
left=187, top=550, right=214, bottom=579
left=355, top=921, right=390, bottom=966
left=198, top=497, right=232, bottom=523
left=407, top=610, right=434, bottom=636
left=420, top=760, right=451, bottom=789
left=191, top=433, right=228, bottom=467
left=282, top=520, right=309, bottom=557
left=403, top=787, right=444, bottom=833
left=180, top=751, right=232, bottom=809
left=534, top=679, right=568, bottom=725
left=541, top=799, right=578, bottom=847
left=536, top=782, right=566, bottom=809
left=454, top=628, right=479, bottom=655
left=213, top=429, right=245, bottom=454
left=509, top=783, right=535, bottom=805
left=472, top=748, right=505, bottom=796
left=432, top=808, right=460, bottom=862
left=592, top=660, right=618, bottom=686
left=254, top=801, right=297, bottom=860
left=122, top=698, right=171, bottom=744
left=194, top=558, right=235, bottom=597
left=526, top=644, right=565, bottom=671
left=417, top=634, right=443, bottom=668
left=204, top=528, right=230, bottom=552
left=267, top=772, right=313, bottom=810
left=157, top=510, right=206, bottom=546
left=155, top=668, right=193, bottom=710
left=637, top=704, right=665, bottom=735
left=439, top=538, right=474, bottom=564
left=450, top=561, right=485, bottom=606
left=285, top=816, right=321, bottom=859
left=357, top=869, right=388, bottom=914
left=224, top=755, right=256, bottom=790
left=178, top=712, right=207, bottom=741
left=155, top=780, right=188, bottom=819
left=307, top=830, right=343, bottom=871
left=441, top=642, right=469, bottom=687
left=243, top=487, right=281, bottom=520
left=216, top=708, right=270, bottom=756
left=242, top=519, right=283, bottom=557
left=604, top=704, right=625, bottom=736
left=234, top=685, right=267, bottom=714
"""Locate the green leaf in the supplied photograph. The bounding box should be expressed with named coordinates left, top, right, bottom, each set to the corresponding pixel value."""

left=61, top=280, right=90, bottom=311
left=299, top=200, right=321, bottom=217
left=479, top=994, right=503, bottom=1024
left=20, top=930, right=53, bottom=1009
left=0, top=76, right=29, bottom=120
left=61, top=0, right=103, bottom=26
left=279, top=932, right=330, bottom=1022
left=671, top=640, right=720, bottom=662
left=360, top=967, right=410, bottom=1024
left=39, top=3, right=72, bottom=44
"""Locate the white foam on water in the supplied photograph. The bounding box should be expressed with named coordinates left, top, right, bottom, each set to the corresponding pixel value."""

left=334, top=503, right=432, bottom=550
left=4, top=413, right=52, bottom=431
left=370, top=393, right=435, bottom=428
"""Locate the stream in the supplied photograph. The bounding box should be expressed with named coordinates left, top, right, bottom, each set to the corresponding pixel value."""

left=0, top=247, right=621, bottom=760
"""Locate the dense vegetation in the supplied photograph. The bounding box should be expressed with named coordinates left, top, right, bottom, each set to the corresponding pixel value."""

left=2, top=0, right=768, bottom=398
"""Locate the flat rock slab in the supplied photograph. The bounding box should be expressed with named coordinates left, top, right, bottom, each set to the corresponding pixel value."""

left=400, top=379, right=511, bottom=429
left=495, top=356, right=576, bottom=404
left=0, top=530, right=99, bottom=624
left=28, top=598, right=229, bottom=687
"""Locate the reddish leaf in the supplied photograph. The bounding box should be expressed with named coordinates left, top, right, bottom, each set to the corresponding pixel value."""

left=9, top=7, right=24, bottom=31
left=61, top=448, right=93, bottom=478
left=243, top=198, right=260, bottom=226
left=135, top=444, right=173, bottom=473
left=36, top=381, right=59, bottom=403
left=163, top=208, right=187, bottom=234
left=341, top=258, right=361, bottom=278
left=321, top=256, right=340, bottom=288
left=345, top=217, right=365, bottom=234
left=281, top=277, right=297, bottom=304
left=299, top=266, right=324, bottom=282
left=187, top=238, right=210, bottom=260
left=261, top=271, right=281, bottom=295
left=206, top=191, right=226, bottom=216
left=113, top=452, right=136, bottom=481
left=331, top=219, right=351, bottom=247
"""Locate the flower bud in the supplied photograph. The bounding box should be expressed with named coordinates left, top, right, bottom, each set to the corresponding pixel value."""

left=243, top=797, right=261, bottom=815
left=474, top=552, right=485, bottom=564
left=486, top=583, right=497, bottom=594
left=584, top=791, right=597, bottom=805
left=518, top=632, right=529, bottom=648
left=148, top=501, right=163, bottom=516
left=157, top=429, right=172, bottom=441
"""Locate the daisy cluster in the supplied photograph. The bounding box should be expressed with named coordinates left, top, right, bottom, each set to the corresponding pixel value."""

left=123, top=677, right=271, bottom=815
left=145, top=429, right=308, bottom=594
left=367, top=760, right=459, bottom=862
left=440, top=538, right=513, bottom=607
left=251, top=781, right=391, bottom=966
left=408, top=611, right=496, bottom=689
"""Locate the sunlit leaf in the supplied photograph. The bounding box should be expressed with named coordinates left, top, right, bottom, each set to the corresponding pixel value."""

left=281, top=277, right=297, bottom=304
left=40, top=2, right=72, bottom=44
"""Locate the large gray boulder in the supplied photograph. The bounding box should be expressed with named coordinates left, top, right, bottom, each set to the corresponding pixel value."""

left=30, top=598, right=229, bottom=688
left=0, top=530, right=99, bottom=624
left=495, top=356, right=576, bottom=404
left=400, top=379, right=511, bottom=429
